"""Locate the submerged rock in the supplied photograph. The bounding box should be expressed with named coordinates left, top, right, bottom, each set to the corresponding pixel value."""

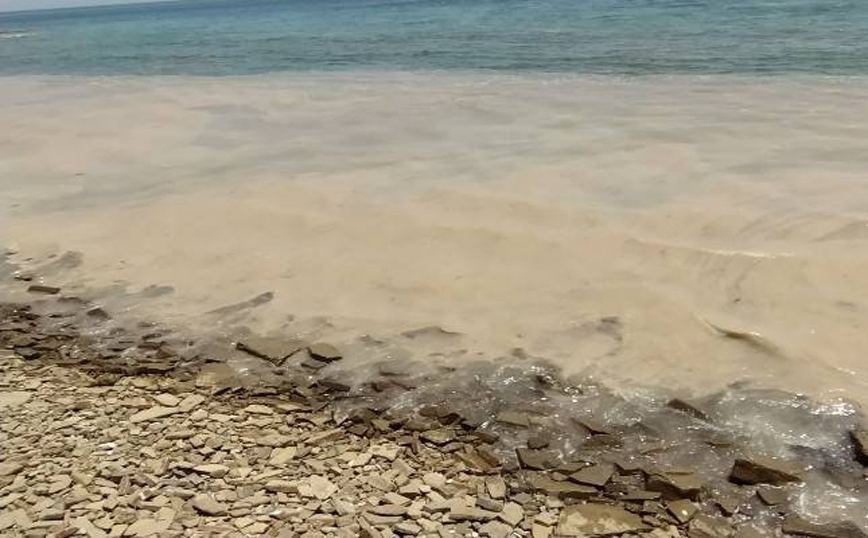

left=667, top=398, right=710, bottom=421
left=781, top=515, right=868, bottom=538
left=236, top=336, right=306, bottom=365
left=27, top=284, right=60, bottom=295
left=729, top=456, right=803, bottom=485
left=308, top=343, right=342, bottom=362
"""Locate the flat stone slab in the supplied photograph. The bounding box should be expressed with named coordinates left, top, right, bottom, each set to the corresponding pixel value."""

left=129, top=405, right=178, bottom=423
left=0, top=391, right=31, bottom=410
left=782, top=515, right=868, bottom=538
left=236, top=336, right=306, bottom=364
left=570, top=464, right=615, bottom=487
left=557, top=503, right=649, bottom=536
left=730, top=456, right=803, bottom=485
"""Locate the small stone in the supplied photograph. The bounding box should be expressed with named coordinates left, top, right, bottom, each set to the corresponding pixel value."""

left=74, top=516, right=107, bottom=538
left=0, top=392, right=31, bottom=410
left=129, top=406, right=177, bottom=423
left=486, top=476, right=507, bottom=500
left=178, top=394, right=206, bottom=412
left=28, top=284, right=60, bottom=294
left=265, top=480, right=298, bottom=493
left=308, top=343, right=342, bottom=362
left=191, top=494, right=227, bottom=516
left=269, top=446, right=298, bottom=465
left=449, top=506, right=499, bottom=522
left=299, top=475, right=337, bottom=500
left=370, top=505, right=407, bottom=516
left=423, top=473, right=447, bottom=488
left=480, top=520, right=513, bottom=538
left=420, top=429, right=456, bottom=445
left=557, top=503, right=649, bottom=536
left=782, top=515, right=867, bottom=538
left=667, top=500, right=698, bottom=524
left=729, top=457, right=803, bottom=485
left=125, top=519, right=170, bottom=537
left=499, top=502, right=524, bottom=527
left=48, top=475, right=72, bottom=494
left=667, top=399, right=710, bottom=421
left=570, top=464, right=614, bottom=487
left=395, top=522, right=422, bottom=536
left=153, top=394, right=180, bottom=407
left=192, top=464, right=230, bottom=477
left=243, top=404, right=273, bottom=415
left=258, top=432, right=293, bottom=447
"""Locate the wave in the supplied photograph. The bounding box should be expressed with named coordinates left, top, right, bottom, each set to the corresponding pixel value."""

left=0, top=31, right=36, bottom=40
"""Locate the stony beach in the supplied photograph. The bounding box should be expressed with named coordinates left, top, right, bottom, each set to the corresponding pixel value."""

left=2, top=273, right=868, bottom=538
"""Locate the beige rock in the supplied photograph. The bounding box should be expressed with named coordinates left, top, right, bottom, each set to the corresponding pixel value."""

left=243, top=404, right=273, bottom=415
left=485, top=476, right=507, bottom=500
left=129, top=406, right=177, bottom=423
left=123, top=519, right=171, bottom=537
left=265, top=480, right=298, bottom=493
left=192, top=464, right=230, bottom=477
left=480, top=520, right=513, bottom=538
left=178, top=394, right=206, bottom=412
left=74, top=516, right=108, bottom=538
left=153, top=394, right=180, bottom=407
left=299, top=475, right=337, bottom=500
left=269, top=446, right=298, bottom=465
left=0, top=461, right=24, bottom=476
left=499, top=502, right=524, bottom=527
left=191, top=494, right=227, bottom=516
left=0, top=391, right=31, bottom=410
left=557, top=503, right=649, bottom=536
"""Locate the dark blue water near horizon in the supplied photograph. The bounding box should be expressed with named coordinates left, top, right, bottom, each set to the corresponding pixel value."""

left=1, top=0, right=867, bottom=75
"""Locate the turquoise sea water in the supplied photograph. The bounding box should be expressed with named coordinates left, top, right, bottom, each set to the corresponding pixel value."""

left=1, top=0, right=867, bottom=75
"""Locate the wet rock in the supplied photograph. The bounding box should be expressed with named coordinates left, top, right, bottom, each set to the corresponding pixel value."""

left=667, top=500, right=698, bottom=524
left=236, top=336, right=305, bottom=365
left=850, top=429, right=868, bottom=465
left=557, top=503, right=649, bottom=536
left=570, top=463, right=614, bottom=487
left=646, top=471, right=704, bottom=500
left=27, top=285, right=60, bottom=295
left=729, top=456, right=803, bottom=485
left=781, top=515, right=868, bottom=538
left=757, top=486, right=788, bottom=506
left=86, top=307, right=111, bottom=321
left=191, top=494, right=227, bottom=516
left=308, top=343, right=342, bottom=362
left=688, top=515, right=735, bottom=538
left=667, top=398, right=710, bottom=421
left=516, top=448, right=557, bottom=470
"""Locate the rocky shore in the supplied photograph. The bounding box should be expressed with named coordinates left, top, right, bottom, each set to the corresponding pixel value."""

left=2, top=285, right=868, bottom=537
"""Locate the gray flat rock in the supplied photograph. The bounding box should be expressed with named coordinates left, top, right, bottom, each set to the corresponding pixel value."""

left=730, top=456, right=803, bottom=485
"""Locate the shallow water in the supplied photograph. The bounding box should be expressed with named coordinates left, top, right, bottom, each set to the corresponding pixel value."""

left=2, top=74, right=868, bottom=417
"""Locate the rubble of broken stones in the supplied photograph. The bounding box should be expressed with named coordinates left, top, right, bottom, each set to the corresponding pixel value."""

left=2, top=297, right=868, bottom=538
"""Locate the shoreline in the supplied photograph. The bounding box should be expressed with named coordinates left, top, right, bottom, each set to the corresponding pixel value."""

left=2, top=270, right=868, bottom=536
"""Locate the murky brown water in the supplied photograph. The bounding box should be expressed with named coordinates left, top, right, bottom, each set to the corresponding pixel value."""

left=2, top=74, right=868, bottom=411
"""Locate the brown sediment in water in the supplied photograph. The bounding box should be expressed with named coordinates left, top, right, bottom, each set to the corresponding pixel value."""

left=2, top=273, right=868, bottom=536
